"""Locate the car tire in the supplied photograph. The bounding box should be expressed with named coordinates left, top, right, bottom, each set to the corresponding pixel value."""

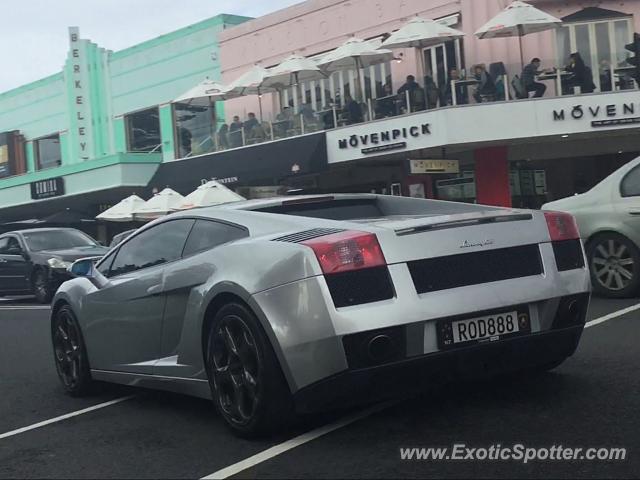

left=587, top=233, right=640, bottom=298
left=52, top=305, right=94, bottom=396
left=32, top=269, right=53, bottom=304
left=206, top=302, right=293, bottom=437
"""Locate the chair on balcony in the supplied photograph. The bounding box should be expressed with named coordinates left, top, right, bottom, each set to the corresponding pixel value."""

left=511, top=74, right=527, bottom=99
left=489, top=62, right=508, bottom=100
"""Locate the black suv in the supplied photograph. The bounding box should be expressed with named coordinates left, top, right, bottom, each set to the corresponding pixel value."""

left=0, top=228, right=109, bottom=303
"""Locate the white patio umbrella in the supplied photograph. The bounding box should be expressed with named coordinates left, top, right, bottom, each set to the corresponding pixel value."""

left=262, top=54, right=328, bottom=89
left=176, top=180, right=246, bottom=210
left=96, top=194, right=146, bottom=222
left=173, top=79, right=237, bottom=103
left=225, top=66, right=278, bottom=120
left=380, top=17, right=465, bottom=95
left=133, top=188, right=185, bottom=220
left=317, top=38, right=393, bottom=101
left=475, top=0, right=562, bottom=68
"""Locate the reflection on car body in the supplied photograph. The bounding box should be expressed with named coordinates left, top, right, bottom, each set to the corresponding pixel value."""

left=51, top=194, right=590, bottom=436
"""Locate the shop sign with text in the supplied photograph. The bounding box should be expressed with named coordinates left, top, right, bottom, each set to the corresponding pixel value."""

left=553, top=101, right=640, bottom=128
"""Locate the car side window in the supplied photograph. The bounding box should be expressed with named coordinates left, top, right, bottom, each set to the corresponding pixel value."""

left=0, top=237, right=21, bottom=254
left=109, top=219, right=195, bottom=277
left=621, top=166, right=640, bottom=197
left=182, top=219, right=247, bottom=257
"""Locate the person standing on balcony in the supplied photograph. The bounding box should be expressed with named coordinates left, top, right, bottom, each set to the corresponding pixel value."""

left=397, top=75, right=426, bottom=112
left=522, top=58, right=547, bottom=98
left=229, top=115, right=243, bottom=148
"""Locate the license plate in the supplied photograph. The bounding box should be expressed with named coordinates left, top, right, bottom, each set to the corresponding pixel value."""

left=437, top=308, right=530, bottom=349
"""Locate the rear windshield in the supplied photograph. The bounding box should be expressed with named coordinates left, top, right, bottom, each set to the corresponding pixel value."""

left=254, top=199, right=384, bottom=220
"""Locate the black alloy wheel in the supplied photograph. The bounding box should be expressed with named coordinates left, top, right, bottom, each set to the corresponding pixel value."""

left=52, top=305, right=93, bottom=395
left=206, top=303, right=293, bottom=437
left=587, top=233, right=640, bottom=298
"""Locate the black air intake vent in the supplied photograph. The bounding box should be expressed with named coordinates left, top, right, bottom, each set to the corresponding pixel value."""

left=408, top=244, right=543, bottom=294
left=273, top=228, right=345, bottom=243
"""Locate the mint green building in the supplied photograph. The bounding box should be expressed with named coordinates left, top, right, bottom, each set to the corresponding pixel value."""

left=0, top=14, right=249, bottom=230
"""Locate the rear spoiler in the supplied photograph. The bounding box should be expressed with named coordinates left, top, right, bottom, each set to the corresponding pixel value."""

left=395, top=213, right=533, bottom=236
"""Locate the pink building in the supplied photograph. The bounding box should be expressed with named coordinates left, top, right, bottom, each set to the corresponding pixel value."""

left=220, top=0, right=640, bottom=120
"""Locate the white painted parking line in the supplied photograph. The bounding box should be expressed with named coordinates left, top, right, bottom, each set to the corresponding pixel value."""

left=201, top=401, right=395, bottom=480
left=585, top=302, right=640, bottom=329
left=0, top=396, right=136, bottom=440
left=0, top=305, right=51, bottom=310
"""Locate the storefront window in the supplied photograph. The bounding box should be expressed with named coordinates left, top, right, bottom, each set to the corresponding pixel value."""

left=125, top=107, right=162, bottom=153
left=555, top=11, right=634, bottom=91
left=34, top=134, right=61, bottom=170
left=173, top=101, right=216, bottom=158
left=0, top=131, right=26, bottom=178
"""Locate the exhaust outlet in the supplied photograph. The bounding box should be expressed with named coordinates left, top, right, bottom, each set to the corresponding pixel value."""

left=367, top=334, right=395, bottom=363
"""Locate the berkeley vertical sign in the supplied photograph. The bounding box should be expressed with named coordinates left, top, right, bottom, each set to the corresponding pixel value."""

left=68, top=27, right=93, bottom=160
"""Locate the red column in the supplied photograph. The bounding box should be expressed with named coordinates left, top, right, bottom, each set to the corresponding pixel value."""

left=474, top=146, right=511, bottom=207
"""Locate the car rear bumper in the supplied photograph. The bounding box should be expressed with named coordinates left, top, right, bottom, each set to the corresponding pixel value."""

left=292, top=324, right=584, bottom=414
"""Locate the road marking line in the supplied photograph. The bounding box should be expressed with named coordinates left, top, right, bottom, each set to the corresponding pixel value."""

left=0, top=395, right=135, bottom=440
left=201, top=401, right=395, bottom=480
left=0, top=306, right=50, bottom=310
left=585, top=302, right=640, bottom=329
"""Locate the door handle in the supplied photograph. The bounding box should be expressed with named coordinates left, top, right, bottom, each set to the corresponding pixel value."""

left=147, top=284, right=163, bottom=295
left=628, top=209, right=640, bottom=216
left=0, top=258, right=7, bottom=263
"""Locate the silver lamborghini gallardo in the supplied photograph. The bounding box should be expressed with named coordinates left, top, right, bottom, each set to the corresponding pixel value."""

left=51, top=194, right=591, bottom=436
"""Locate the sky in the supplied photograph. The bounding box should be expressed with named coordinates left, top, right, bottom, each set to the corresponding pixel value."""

left=0, top=0, right=301, bottom=93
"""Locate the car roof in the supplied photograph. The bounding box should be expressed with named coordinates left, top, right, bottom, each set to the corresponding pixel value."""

left=2, top=227, right=81, bottom=236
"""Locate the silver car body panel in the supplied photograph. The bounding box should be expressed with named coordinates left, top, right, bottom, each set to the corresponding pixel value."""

left=53, top=194, right=590, bottom=399
left=543, top=155, right=640, bottom=247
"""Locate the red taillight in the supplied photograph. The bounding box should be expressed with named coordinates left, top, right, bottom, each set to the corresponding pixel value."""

left=302, top=230, right=386, bottom=274
left=544, top=211, right=580, bottom=241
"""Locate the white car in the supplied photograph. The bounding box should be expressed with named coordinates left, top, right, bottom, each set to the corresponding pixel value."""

left=543, top=156, right=640, bottom=298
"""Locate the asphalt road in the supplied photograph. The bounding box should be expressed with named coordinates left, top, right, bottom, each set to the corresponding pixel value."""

left=0, top=297, right=638, bottom=479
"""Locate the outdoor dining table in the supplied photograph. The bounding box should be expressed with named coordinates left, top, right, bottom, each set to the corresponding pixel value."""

left=536, top=70, right=571, bottom=96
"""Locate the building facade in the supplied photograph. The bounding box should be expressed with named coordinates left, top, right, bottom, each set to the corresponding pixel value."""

left=0, top=14, right=248, bottom=233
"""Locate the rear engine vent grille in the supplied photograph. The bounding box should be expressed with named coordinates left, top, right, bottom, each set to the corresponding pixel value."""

left=552, top=239, right=585, bottom=271
left=408, top=244, right=543, bottom=294
left=326, top=266, right=394, bottom=308
left=273, top=228, right=345, bottom=243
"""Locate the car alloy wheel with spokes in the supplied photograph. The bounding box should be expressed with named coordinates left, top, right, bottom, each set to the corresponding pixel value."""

left=211, top=315, right=261, bottom=426
left=52, top=305, right=92, bottom=395
left=33, top=270, right=52, bottom=304
left=206, top=302, right=293, bottom=437
left=588, top=233, right=640, bottom=298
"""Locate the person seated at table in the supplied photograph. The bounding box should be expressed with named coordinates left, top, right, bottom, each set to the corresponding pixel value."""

left=562, top=52, right=595, bottom=95
left=520, top=58, right=547, bottom=98
left=343, top=93, right=364, bottom=124
left=397, top=75, right=426, bottom=112
left=376, top=83, right=397, bottom=118
left=248, top=122, right=267, bottom=144
left=228, top=116, right=243, bottom=148
left=298, top=102, right=317, bottom=128
left=217, top=123, right=229, bottom=150
left=442, top=69, right=468, bottom=105
left=243, top=112, right=259, bottom=136
left=274, top=107, right=292, bottom=137
left=472, top=64, right=497, bottom=103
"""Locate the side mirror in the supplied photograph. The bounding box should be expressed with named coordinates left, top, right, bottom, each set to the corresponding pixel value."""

left=69, top=258, right=95, bottom=277
left=68, top=257, right=109, bottom=289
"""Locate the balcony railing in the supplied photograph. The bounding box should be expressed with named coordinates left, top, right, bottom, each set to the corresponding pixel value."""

left=182, top=59, right=639, bottom=159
